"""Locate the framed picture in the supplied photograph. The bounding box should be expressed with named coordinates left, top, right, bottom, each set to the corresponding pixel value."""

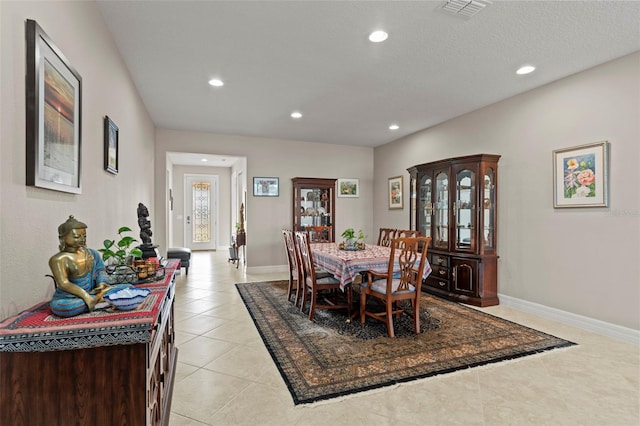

left=553, top=141, right=610, bottom=208
left=388, top=176, right=403, bottom=209
left=337, top=178, right=359, bottom=198
left=25, top=19, right=82, bottom=194
left=104, top=116, right=118, bottom=174
left=253, top=177, right=279, bottom=197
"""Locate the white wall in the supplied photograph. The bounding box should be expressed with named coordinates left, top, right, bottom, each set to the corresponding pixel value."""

left=374, top=52, right=640, bottom=330
left=0, top=1, right=155, bottom=318
left=155, top=130, right=374, bottom=269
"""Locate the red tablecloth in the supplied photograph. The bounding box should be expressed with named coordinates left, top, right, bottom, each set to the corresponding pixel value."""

left=311, top=243, right=432, bottom=290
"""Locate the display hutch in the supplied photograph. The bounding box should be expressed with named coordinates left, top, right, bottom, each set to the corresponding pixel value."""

left=292, top=177, right=336, bottom=242
left=408, top=154, right=500, bottom=307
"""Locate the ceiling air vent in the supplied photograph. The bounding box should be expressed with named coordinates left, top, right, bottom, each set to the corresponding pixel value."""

left=440, top=0, right=491, bottom=18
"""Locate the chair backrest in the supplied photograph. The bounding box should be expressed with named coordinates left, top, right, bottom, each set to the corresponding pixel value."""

left=396, top=229, right=420, bottom=239
left=377, top=228, right=396, bottom=247
left=294, top=230, right=317, bottom=285
left=307, top=226, right=332, bottom=243
left=282, top=229, right=299, bottom=276
left=387, top=236, right=431, bottom=293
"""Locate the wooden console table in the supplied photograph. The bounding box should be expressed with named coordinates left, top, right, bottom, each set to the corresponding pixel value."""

left=0, top=260, right=180, bottom=426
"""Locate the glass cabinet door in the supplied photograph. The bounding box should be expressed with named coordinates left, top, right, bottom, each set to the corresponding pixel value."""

left=455, top=167, right=476, bottom=252
left=418, top=174, right=433, bottom=241
left=483, top=168, right=496, bottom=252
left=409, top=176, right=417, bottom=231
left=434, top=171, right=449, bottom=250
left=299, top=187, right=332, bottom=228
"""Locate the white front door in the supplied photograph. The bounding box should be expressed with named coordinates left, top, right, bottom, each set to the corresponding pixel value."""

left=184, top=174, right=218, bottom=250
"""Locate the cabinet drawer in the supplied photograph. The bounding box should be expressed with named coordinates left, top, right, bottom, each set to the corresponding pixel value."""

left=425, top=277, right=450, bottom=291
left=430, top=254, right=449, bottom=267
left=431, top=264, right=449, bottom=280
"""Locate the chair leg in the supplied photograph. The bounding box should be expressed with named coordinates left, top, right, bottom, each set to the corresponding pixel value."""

left=300, top=285, right=307, bottom=313
left=360, top=289, right=367, bottom=324
left=386, top=300, right=395, bottom=338
left=413, top=302, right=420, bottom=334
left=308, top=289, right=317, bottom=320
left=287, top=275, right=294, bottom=303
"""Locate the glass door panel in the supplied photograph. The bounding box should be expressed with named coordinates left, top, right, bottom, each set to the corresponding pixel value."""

left=410, top=177, right=417, bottom=230
left=434, top=172, right=449, bottom=250
left=418, top=175, right=432, bottom=241
left=455, top=169, right=475, bottom=251
left=300, top=187, right=332, bottom=228
left=483, top=168, right=496, bottom=251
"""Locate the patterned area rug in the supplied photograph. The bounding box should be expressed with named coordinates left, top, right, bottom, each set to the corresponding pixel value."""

left=236, top=281, right=576, bottom=405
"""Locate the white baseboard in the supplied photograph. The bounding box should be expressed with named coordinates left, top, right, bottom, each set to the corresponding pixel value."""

left=246, top=265, right=288, bottom=274
left=499, top=294, right=639, bottom=346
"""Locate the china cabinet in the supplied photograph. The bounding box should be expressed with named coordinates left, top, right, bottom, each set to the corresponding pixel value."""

left=408, top=154, right=500, bottom=307
left=292, top=177, right=336, bottom=242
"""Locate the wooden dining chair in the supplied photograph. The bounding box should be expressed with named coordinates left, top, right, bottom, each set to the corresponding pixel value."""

left=360, top=236, right=431, bottom=338
left=377, top=228, right=397, bottom=247
left=282, top=229, right=303, bottom=306
left=307, top=225, right=332, bottom=243
left=295, top=230, right=349, bottom=320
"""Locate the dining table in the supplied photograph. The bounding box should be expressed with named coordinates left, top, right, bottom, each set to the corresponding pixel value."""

left=310, top=242, right=432, bottom=291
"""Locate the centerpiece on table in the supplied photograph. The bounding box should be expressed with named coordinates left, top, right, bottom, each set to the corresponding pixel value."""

left=339, top=228, right=366, bottom=250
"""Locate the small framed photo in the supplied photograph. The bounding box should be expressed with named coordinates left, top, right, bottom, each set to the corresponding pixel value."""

left=25, top=19, right=82, bottom=194
left=337, top=178, right=359, bottom=198
left=388, top=176, right=403, bottom=209
left=553, top=141, right=610, bottom=208
left=253, top=177, right=279, bottom=197
left=104, top=116, right=118, bottom=174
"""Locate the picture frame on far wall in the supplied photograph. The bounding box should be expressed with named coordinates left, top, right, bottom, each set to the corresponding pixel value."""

left=25, top=19, right=82, bottom=194
left=104, top=116, right=118, bottom=174
left=388, top=176, right=403, bottom=209
left=253, top=177, right=279, bottom=197
left=337, top=178, right=359, bottom=198
left=553, top=141, right=610, bottom=208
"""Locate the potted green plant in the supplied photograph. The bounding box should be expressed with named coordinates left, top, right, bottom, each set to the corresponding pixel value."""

left=340, top=228, right=366, bottom=250
left=99, top=226, right=143, bottom=265
left=99, top=226, right=143, bottom=283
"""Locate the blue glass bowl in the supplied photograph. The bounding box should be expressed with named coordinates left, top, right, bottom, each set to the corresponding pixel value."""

left=104, top=287, right=151, bottom=311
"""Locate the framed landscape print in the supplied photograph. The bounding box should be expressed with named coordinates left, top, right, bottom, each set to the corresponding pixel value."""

left=553, top=141, right=610, bottom=208
left=25, top=19, right=82, bottom=194
left=337, top=178, right=359, bottom=198
left=388, top=176, right=403, bottom=209
left=104, top=116, right=118, bottom=174
left=253, top=177, right=279, bottom=197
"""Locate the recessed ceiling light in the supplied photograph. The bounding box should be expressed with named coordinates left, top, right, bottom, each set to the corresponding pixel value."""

left=516, top=65, right=536, bottom=75
left=208, top=78, right=224, bottom=87
left=290, top=111, right=302, bottom=119
left=369, top=30, right=388, bottom=43
left=201, top=158, right=208, bottom=162
left=389, top=124, right=399, bottom=130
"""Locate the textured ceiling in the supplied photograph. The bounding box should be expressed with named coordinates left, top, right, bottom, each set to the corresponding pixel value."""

left=97, top=1, right=640, bottom=152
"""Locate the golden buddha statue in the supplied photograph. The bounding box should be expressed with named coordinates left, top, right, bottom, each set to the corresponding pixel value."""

left=48, top=216, right=128, bottom=317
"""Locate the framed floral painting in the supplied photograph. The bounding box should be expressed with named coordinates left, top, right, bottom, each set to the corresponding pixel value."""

left=337, top=178, right=359, bottom=198
left=388, top=176, right=403, bottom=209
left=553, top=141, right=610, bottom=208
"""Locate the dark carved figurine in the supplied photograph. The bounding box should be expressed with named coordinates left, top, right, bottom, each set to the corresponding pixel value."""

left=137, top=203, right=153, bottom=246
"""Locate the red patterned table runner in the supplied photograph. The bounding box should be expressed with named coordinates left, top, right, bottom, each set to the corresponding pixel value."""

left=0, top=260, right=179, bottom=352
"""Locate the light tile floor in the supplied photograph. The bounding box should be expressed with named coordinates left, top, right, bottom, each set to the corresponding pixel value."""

left=169, top=251, right=639, bottom=426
